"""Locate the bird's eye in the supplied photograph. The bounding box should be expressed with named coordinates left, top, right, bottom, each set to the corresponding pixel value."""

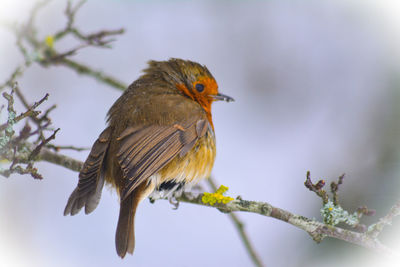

left=195, top=83, right=205, bottom=93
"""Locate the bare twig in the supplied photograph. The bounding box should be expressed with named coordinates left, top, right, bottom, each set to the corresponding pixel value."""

left=29, top=128, right=60, bottom=160
left=13, top=83, right=31, bottom=109
left=304, top=171, right=328, bottom=204
left=330, top=173, right=344, bottom=205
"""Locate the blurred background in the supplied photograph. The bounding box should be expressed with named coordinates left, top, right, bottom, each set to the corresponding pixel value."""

left=0, top=0, right=399, bottom=266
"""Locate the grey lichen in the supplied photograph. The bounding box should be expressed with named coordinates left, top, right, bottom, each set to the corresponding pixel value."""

left=0, top=110, right=16, bottom=152
left=0, top=134, right=10, bottom=151
left=321, top=200, right=359, bottom=226
left=5, top=110, right=16, bottom=134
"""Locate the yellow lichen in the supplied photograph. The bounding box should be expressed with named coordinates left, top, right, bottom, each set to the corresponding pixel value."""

left=45, top=35, right=54, bottom=49
left=202, top=185, right=234, bottom=206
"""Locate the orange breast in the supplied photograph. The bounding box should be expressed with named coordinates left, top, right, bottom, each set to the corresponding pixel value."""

left=158, top=130, right=216, bottom=185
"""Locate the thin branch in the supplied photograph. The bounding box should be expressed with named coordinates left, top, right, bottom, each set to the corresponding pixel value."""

left=0, top=92, right=48, bottom=131
left=304, top=171, right=328, bottom=204
left=207, top=178, right=265, bottom=267
left=29, top=128, right=60, bottom=160
left=13, top=83, right=31, bottom=109
left=56, top=58, right=126, bottom=90
left=0, top=67, right=25, bottom=91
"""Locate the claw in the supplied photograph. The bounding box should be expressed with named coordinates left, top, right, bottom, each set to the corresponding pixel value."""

left=169, top=195, right=180, bottom=210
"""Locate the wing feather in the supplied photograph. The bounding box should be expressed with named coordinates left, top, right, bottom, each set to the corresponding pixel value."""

left=117, top=118, right=209, bottom=200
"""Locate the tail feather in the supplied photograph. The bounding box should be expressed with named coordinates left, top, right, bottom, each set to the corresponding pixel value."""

left=115, top=183, right=148, bottom=258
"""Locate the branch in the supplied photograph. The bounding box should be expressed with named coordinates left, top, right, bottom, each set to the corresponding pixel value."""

left=6, top=0, right=126, bottom=91
left=38, top=146, right=83, bottom=172
left=177, top=191, right=395, bottom=256
left=25, top=146, right=398, bottom=257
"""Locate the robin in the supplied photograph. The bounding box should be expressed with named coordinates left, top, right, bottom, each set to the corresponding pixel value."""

left=64, top=58, right=233, bottom=258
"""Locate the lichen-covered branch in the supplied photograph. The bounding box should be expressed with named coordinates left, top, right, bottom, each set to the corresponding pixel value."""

left=21, top=144, right=399, bottom=257
left=178, top=191, right=396, bottom=256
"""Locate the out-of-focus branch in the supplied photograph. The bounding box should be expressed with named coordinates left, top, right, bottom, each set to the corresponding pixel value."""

left=45, top=144, right=89, bottom=152
left=56, top=58, right=126, bottom=90
left=38, top=146, right=83, bottom=172
left=207, top=177, right=265, bottom=267
left=0, top=88, right=56, bottom=179
left=5, top=0, right=126, bottom=92
left=367, top=201, right=400, bottom=239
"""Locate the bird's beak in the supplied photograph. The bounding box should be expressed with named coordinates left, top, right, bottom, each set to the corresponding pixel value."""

left=211, top=93, right=234, bottom=102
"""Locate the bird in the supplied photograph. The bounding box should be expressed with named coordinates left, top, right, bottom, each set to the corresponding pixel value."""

left=63, top=58, right=233, bottom=258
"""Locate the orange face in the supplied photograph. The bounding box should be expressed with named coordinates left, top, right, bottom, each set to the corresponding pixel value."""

left=175, top=61, right=233, bottom=129
left=176, top=75, right=218, bottom=128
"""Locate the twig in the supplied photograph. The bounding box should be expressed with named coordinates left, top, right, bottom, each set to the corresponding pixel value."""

left=13, top=83, right=31, bottom=109
left=207, top=177, right=265, bottom=267
left=0, top=93, right=48, bottom=131
left=304, top=171, right=328, bottom=204
left=330, top=173, right=344, bottom=205
left=29, top=128, right=60, bottom=160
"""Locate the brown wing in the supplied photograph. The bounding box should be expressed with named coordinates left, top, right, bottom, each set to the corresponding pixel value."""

left=64, top=127, right=111, bottom=216
left=117, top=118, right=210, bottom=201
